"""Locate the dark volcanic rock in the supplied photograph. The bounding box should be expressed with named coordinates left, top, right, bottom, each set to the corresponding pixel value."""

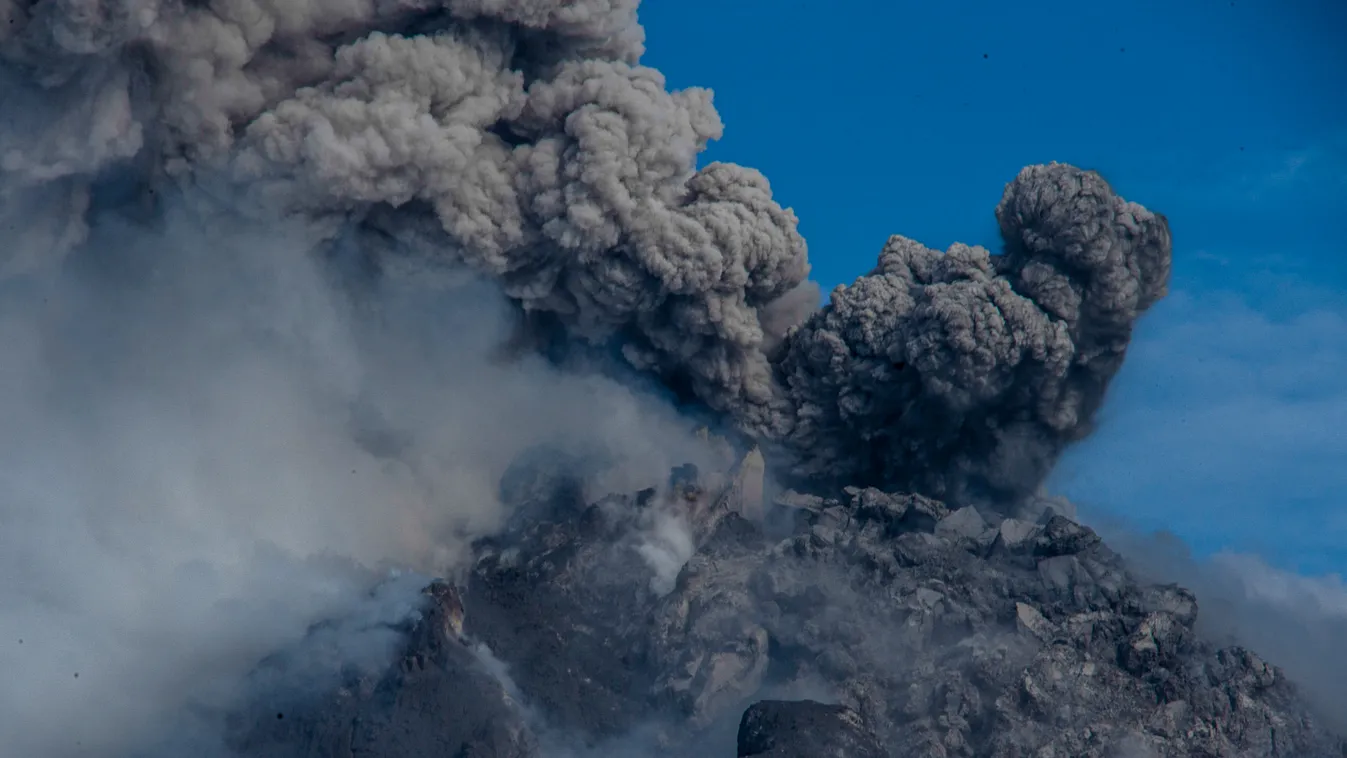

left=229, top=582, right=537, bottom=758
left=463, top=491, right=669, bottom=738
left=230, top=464, right=1346, bottom=758
left=736, top=700, right=884, bottom=757
left=1034, top=513, right=1103, bottom=557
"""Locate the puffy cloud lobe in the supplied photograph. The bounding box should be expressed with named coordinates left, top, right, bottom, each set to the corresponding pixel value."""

left=444, top=0, right=645, bottom=60
left=1, top=0, right=811, bottom=419
left=770, top=164, right=1171, bottom=504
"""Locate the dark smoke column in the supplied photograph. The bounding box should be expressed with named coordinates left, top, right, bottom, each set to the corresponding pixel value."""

left=766, top=164, right=1172, bottom=506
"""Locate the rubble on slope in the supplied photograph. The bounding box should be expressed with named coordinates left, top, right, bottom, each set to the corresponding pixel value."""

left=736, top=700, right=885, bottom=757
left=232, top=450, right=1346, bottom=757
left=228, top=581, right=537, bottom=758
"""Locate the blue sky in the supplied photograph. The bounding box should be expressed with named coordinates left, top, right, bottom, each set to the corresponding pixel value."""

left=641, top=1, right=1347, bottom=577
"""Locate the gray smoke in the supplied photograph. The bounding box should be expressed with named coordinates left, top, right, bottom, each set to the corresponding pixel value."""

left=0, top=191, right=718, bottom=756
left=1, top=0, right=1171, bottom=509
left=1, top=0, right=811, bottom=438
left=772, top=165, right=1172, bottom=502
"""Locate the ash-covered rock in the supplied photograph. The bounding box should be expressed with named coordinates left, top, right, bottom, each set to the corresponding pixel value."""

left=463, top=486, right=670, bottom=738
left=228, top=581, right=537, bottom=758
left=229, top=457, right=1345, bottom=758
left=736, top=700, right=884, bottom=757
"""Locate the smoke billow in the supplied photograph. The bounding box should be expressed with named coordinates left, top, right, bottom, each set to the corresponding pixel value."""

left=773, top=166, right=1172, bottom=502
left=1, top=0, right=1171, bottom=506
left=2, top=0, right=1177, bottom=754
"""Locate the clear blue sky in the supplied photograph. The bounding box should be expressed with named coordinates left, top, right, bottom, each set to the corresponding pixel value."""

left=641, top=0, right=1347, bottom=576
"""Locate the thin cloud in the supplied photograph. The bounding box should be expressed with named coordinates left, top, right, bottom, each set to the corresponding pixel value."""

left=1051, top=286, right=1347, bottom=573
left=1095, top=130, right=1347, bottom=213
left=1235, top=133, right=1347, bottom=199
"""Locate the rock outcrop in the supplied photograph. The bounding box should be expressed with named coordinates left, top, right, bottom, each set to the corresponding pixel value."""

left=228, top=582, right=537, bottom=758
left=736, top=700, right=885, bottom=757
left=232, top=454, right=1346, bottom=757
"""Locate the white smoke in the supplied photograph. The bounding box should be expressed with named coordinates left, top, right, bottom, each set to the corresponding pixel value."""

left=0, top=191, right=712, bottom=756
left=636, top=511, right=695, bottom=595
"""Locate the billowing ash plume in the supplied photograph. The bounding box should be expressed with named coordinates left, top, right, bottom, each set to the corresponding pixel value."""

left=1, top=0, right=810, bottom=433
left=772, top=165, right=1173, bottom=501
left=1, top=0, right=1171, bottom=508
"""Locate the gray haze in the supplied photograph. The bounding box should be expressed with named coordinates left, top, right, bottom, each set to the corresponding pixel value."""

left=0, top=194, right=715, bottom=756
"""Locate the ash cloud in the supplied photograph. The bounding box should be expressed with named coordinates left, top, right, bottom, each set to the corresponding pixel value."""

left=1, top=0, right=1170, bottom=508
left=772, top=166, right=1172, bottom=502
left=2, top=0, right=1179, bottom=754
